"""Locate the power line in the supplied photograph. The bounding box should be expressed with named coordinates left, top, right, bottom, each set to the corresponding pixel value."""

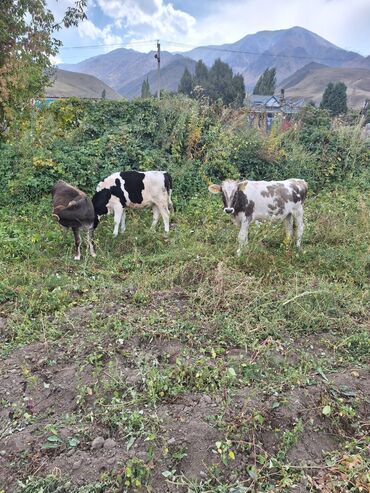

left=57, top=38, right=363, bottom=64
left=161, top=40, right=359, bottom=63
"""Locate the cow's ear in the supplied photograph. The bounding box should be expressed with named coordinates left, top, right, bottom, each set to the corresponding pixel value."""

left=238, top=180, right=248, bottom=192
left=208, top=184, right=222, bottom=194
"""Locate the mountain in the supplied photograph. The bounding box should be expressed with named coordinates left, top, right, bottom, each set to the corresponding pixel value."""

left=346, top=55, right=370, bottom=70
left=279, top=64, right=370, bottom=108
left=184, top=26, right=363, bottom=89
left=60, top=48, right=180, bottom=96
left=121, top=57, right=196, bottom=98
left=59, top=27, right=367, bottom=97
left=278, top=62, right=328, bottom=89
left=45, top=69, right=122, bottom=99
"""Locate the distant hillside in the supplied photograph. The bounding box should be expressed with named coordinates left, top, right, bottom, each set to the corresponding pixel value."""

left=121, top=57, right=196, bottom=98
left=279, top=64, right=370, bottom=108
left=60, top=48, right=180, bottom=95
left=346, top=55, right=370, bottom=70
left=184, top=26, right=363, bottom=89
left=279, top=62, right=328, bottom=89
left=59, top=27, right=367, bottom=96
left=46, top=69, right=122, bottom=99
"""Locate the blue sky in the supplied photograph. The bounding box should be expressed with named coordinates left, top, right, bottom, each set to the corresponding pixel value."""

left=51, top=0, right=370, bottom=64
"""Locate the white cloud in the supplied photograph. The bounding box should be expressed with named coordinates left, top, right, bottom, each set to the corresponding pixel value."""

left=95, top=0, right=196, bottom=41
left=48, top=0, right=370, bottom=62
left=78, top=19, right=122, bottom=48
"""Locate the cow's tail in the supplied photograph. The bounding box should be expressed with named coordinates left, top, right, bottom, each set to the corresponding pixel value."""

left=301, top=180, right=308, bottom=203
left=168, top=188, right=174, bottom=212
left=164, top=172, right=174, bottom=212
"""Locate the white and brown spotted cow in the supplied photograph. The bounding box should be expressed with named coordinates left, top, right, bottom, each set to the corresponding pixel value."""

left=52, top=180, right=96, bottom=260
left=92, top=171, right=173, bottom=235
left=209, top=178, right=308, bottom=256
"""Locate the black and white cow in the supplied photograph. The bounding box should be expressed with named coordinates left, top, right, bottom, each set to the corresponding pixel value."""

left=52, top=180, right=96, bottom=260
left=209, top=178, right=308, bottom=255
left=92, top=171, right=173, bottom=235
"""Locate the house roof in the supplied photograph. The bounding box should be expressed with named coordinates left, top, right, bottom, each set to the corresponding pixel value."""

left=246, top=94, right=306, bottom=113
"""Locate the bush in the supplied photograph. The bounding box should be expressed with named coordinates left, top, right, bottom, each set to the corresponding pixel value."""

left=0, top=97, right=369, bottom=208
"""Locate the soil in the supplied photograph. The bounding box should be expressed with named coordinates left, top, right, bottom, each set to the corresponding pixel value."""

left=0, top=292, right=369, bottom=492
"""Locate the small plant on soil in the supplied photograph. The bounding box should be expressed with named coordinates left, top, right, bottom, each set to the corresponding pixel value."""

left=213, top=439, right=236, bottom=465
left=122, top=458, right=151, bottom=490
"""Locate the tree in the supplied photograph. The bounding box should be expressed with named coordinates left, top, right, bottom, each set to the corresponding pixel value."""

left=193, top=60, right=209, bottom=88
left=101, top=89, right=106, bottom=100
left=207, top=59, right=234, bottom=104
left=253, top=67, right=277, bottom=95
left=178, top=67, right=193, bottom=96
left=231, top=74, right=246, bottom=107
left=0, top=0, right=86, bottom=129
left=320, top=82, right=334, bottom=111
left=320, top=82, right=348, bottom=116
left=141, top=77, right=151, bottom=98
left=179, top=58, right=245, bottom=107
left=206, top=59, right=245, bottom=107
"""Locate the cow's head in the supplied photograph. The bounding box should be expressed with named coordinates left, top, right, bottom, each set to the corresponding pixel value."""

left=208, top=180, right=248, bottom=214
left=92, top=189, right=112, bottom=228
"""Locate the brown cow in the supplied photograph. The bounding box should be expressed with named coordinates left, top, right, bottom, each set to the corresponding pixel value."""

left=52, top=180, right=96, bottom=260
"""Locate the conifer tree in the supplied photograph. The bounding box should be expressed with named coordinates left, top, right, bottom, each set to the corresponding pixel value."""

left=253, top=68, right=277, bottom=95
left=141, top=77, right=151, bottom=98
left=178, top=67, right=193, bottom=96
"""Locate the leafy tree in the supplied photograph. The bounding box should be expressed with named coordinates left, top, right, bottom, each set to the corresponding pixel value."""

left=179, top=58, right=245, bottom=107
left=178, top=67, right=193, bottom=96
left=0, top=0, right=86, bottom=130
left=320, top=82, right=334, bottom=112
left=231, top=74, right=246, bottom=107
left=193, top=60, right=209, bottom=88
left=101, top=89, right=106, bottom=100
left=321, top=82, right=347, bottom=116
left=253, top=67, right=277, bottom=95
left=207, top=59, right=234, bottom=104
left=207, top=59, right=245, bottom=106
left=141, top=78, right=151, bottom=98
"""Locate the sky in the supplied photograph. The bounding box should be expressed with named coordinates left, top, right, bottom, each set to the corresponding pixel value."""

left=51, top=0, right=370, bottom=64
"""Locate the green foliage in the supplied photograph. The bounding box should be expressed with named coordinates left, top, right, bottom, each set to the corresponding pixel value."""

left=253, top=67, right=277, bottom=95
left=141, top=77, right=151, bottom=98
left=178, top=67, right=193, bottom=96
left=193, top=60, right=209, bottom=89
left=179, top=58, right=245, bottom=107
left=0, top=97, right=369, bottom=210
left=321, top=81, right=348, bottom=116
left=0, top=0, right=86, bottom=128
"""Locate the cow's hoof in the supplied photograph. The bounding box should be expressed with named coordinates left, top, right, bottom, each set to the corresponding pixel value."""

left=90, top=252, right=97, bottom=258
left=74, top=256, right=81, bottom=261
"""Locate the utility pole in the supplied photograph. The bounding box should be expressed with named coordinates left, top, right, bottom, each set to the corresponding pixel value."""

left=154, top=40, right=160, bottom=99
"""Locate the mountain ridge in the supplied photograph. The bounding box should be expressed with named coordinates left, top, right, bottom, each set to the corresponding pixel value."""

left=280, top=64, right=370, bottom=108
left=46, top=68, right=122, bottom=99
left=59, top=26, right=368, bottom=99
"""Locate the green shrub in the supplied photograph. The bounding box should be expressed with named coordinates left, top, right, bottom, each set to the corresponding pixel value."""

left=0, top=97, right=369, bottom=207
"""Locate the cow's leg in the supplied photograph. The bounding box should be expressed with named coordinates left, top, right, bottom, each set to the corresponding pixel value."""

left=294, top=208, right=304, bottom=248
left=284, top=213, right=294, bottom=245
left=113, top=205, right=123, bottom=237
left=72, top=227, right=81, bottom=260
left=87, top=227, right=96, bottom=257
left=236, top=218, right=250, bottom=256
left=151, top=205, right=160, bottom=229
left=120, top=209, right=126, bottom=235
left=158, top=204, right=170, bottom=233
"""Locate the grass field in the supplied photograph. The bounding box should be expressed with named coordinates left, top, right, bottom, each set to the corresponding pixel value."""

left=0, top=188, right=369, bottom=492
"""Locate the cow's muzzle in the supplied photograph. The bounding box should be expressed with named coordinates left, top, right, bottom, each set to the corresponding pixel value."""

left=224, top=207, right=234, bottom=214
